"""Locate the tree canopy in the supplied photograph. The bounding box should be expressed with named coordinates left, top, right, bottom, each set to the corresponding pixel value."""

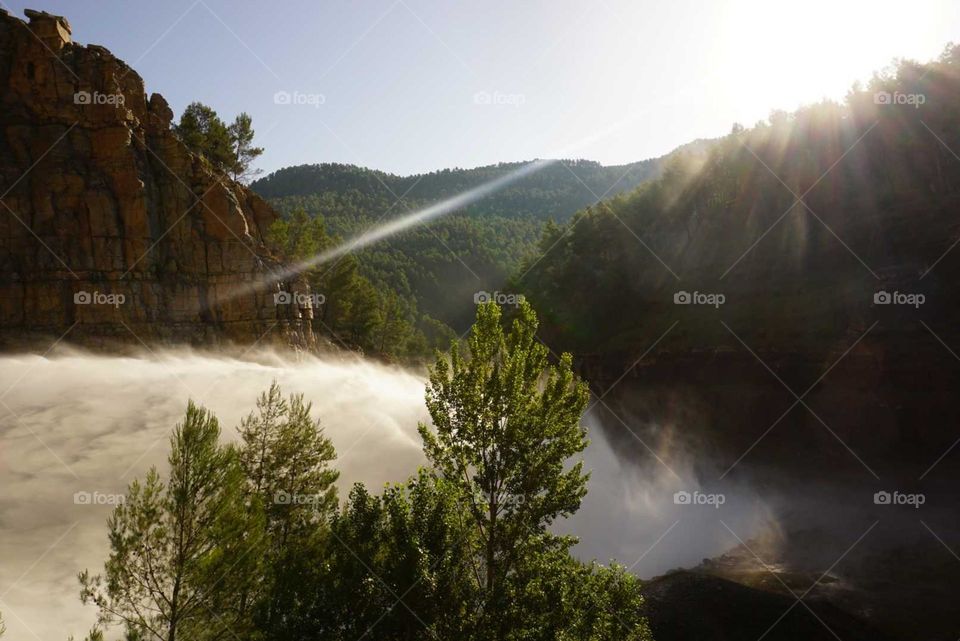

left=77, top=304, right=652, bottom=641
left=174, top=102, right=264, bottom=182
left=518, top=45, right=960, bottom=355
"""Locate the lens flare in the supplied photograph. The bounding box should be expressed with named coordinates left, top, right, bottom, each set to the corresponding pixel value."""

left=225, top=158, right=558, bottom=304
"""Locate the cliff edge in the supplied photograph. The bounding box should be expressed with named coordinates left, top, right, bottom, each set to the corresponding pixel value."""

left=0, top=8, right=316, bottom=349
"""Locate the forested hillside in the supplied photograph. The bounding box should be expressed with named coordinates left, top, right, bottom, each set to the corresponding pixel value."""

left=514, top=47, right=960, bottom=639
left=519, top=45, right=960, bottom=356
left=252, top=155, right=692, bottom=357
left=252, top=158, right=666, bottom=220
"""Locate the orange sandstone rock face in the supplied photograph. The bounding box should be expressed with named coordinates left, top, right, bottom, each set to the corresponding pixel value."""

left=0, top=8, right=316, bottom=349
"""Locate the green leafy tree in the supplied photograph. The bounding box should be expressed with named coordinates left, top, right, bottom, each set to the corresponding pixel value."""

left=283, top=471, right=479, bottom=641
left=376, top=290, right=415, bottom=354
left=418, top=300, right=592, bottom=639
left=503, top=551, right=652, bottom=641
left=79, top=401, right=259, bottom=641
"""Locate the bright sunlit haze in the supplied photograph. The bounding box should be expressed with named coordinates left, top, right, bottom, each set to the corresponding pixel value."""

left=4, top=0, right=955, bottom=175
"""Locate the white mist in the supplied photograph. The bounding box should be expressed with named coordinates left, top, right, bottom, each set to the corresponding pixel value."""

left=0, top=349, right=770, bottom=640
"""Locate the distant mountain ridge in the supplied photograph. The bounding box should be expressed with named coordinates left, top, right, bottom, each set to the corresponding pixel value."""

left=251, top=154, right=695, bottom=222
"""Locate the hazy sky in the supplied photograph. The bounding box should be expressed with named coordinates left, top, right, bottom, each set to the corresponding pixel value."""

left=6, top=0, right=958, bottom=175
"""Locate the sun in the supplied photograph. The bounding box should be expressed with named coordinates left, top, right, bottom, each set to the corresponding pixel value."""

left=716, top=0, right=953, bottom=123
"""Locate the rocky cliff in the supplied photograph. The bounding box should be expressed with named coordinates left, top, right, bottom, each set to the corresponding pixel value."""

left=0, top=8, right=316, bottom=349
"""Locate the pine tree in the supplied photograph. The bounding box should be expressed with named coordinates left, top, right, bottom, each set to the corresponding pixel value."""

left=174, top=102, right=235, bottom=173
left=79, top=401, right=257, bottom=641
left=228, top=112, right=264, bottom=183
left=236, top=382, right=339, bottom=635
left=237, top=381, right=339, bottom=540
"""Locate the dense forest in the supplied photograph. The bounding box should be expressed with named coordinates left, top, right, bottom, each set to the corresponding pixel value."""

left=253, top=156, right=693, bottom=358
left=69, top=303, right=652, bottom=641
left=517, top=45, right=960, bottom=355
left=251, top=159, right=668, bottom=220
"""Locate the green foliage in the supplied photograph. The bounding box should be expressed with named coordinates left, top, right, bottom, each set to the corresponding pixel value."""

left=418, top=300, right=596, bottom=639
left=80, top=306, right=652, bottom=641
left=235, top=381, right=339, bottom=632
left=251, top=157, right=674, bottom=338
left=174, top=102, right=263, bottom=181
left=503, top=552, right=652, bottom=641
left=237, top=381, right=339, bottom=533
left=228, top=112, right=264, bottom=183
left=519, top=45, right=960, bottom=354
left=174, top=102, right=234, bottom=172
left=267, top=209, right=444, bottom=358
left=251, top=160, right=664, bottom=221
left=79, top=401, right=258, bottom=641
left=266, top=189, right=545, bottom=335
left=276, top=470, right=480, bottom=640
left=66, top=627, right=106, bottom=641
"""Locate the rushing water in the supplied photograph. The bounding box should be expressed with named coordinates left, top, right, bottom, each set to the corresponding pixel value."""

left=0, top=348, right=769, bottom=640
